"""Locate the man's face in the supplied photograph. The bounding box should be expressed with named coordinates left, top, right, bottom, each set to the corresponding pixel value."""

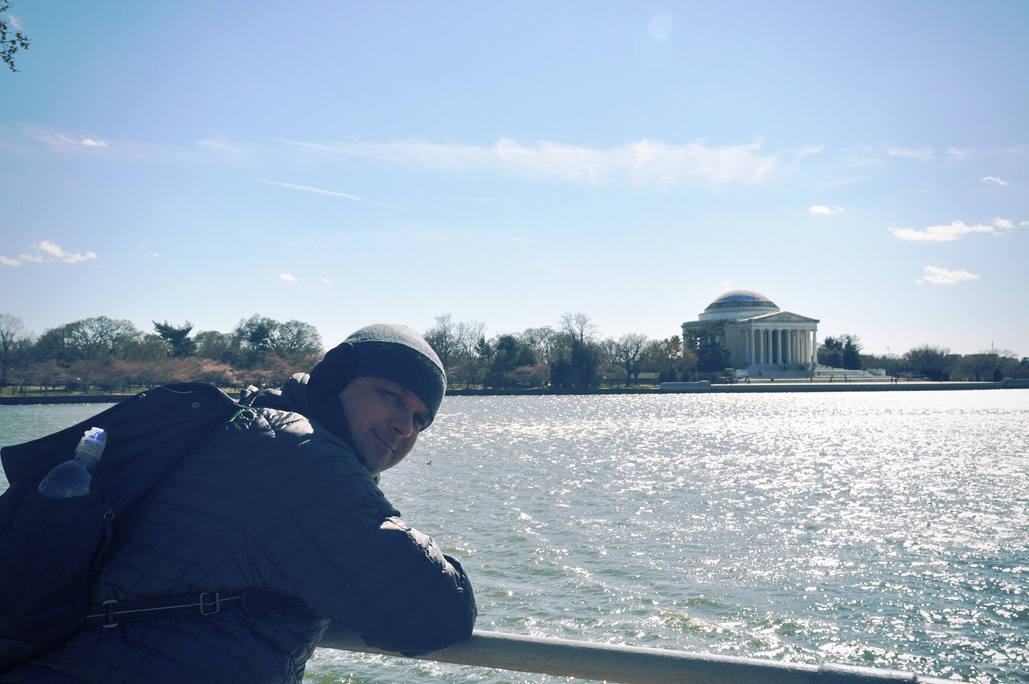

left=337, top=376, right=432, bottom=476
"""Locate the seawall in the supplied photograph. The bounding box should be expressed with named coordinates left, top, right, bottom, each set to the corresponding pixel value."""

left=0, top=379, right=1025, bottom=405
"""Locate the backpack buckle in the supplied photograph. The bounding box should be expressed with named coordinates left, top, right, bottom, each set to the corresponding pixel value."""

left=199, top=592, right=222, bottom=616
left=101, top=599, right=119, bottom=628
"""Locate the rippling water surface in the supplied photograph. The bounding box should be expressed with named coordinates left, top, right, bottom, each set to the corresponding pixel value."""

left=2, top=390, right=1027, bottom=683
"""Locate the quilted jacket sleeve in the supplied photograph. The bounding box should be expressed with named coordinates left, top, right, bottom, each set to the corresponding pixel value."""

left=236, top=410, right=476, bottom=656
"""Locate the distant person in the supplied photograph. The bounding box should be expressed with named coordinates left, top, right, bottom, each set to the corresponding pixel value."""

left=5, top=324, right=476, bottom=683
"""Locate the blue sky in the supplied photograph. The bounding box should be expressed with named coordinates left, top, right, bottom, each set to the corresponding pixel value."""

left=2, top=1, right=1026, bottom=358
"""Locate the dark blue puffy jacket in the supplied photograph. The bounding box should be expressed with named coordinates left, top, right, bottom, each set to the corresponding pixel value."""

left=3, top=375, right=476, bottom=683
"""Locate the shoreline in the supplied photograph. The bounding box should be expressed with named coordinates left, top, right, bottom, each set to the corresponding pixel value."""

left=1, top=379, right=1026, bottom=405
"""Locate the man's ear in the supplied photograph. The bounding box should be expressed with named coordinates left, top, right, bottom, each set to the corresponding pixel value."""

left=308, top=342, right=356, bottom=400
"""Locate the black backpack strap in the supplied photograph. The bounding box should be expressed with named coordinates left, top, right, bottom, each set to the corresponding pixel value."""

left=83, top=588, right=290, bottom=628
left=83, top=592, right=244, bottom=627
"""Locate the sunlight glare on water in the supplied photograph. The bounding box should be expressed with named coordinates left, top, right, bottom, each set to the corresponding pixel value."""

left=378, top=390, right=1028, bottom=683
left=2, top=390, right=1026, bottom=682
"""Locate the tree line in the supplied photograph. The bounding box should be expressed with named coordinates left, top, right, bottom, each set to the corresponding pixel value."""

left=0, top=312, right=1026, bottom=396
left=0, top=313, right=323, bottom=394
left=813, top=333, right=1025, bottom=382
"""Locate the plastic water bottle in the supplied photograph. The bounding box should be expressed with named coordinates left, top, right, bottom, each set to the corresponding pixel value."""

left=38, top=427, right=107, bottom=498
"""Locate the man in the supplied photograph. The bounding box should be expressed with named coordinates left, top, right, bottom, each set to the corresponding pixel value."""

left=4, top=324, right=476, bottom=683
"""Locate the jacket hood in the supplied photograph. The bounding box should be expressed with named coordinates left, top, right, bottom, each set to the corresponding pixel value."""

left=247, top=374, right=353, bottom=447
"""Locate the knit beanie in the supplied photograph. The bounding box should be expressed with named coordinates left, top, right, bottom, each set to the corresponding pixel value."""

left=308, top=323, right=447, bottom=426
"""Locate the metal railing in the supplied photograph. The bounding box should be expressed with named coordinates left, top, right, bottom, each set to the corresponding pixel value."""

left=319, top=627, right=952, bottom=684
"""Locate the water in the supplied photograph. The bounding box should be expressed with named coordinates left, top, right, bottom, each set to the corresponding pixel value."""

left=2, top=391, right=1027, bottom=683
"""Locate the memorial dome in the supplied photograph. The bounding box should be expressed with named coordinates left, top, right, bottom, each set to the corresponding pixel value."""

left=699, top=289, right=780, bottom=320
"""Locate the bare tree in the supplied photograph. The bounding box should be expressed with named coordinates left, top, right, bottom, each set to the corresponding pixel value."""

left=424, top=314, right=462, bottom=373
left=612, top=333, right=650, bottom=386
left=521, top=326, right=558, bottom=365
left=0, top=312, right=26, bottom=387
left=456, top=320, right=486, bottom=359
left=953, top=348, right=1016, bottom=382
left=559, top=312, right=598, bottom=345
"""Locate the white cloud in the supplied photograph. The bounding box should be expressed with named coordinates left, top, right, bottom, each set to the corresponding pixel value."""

left=3, top=241, right=98, bottom=265
left=279, top=273, right=297, bottom=282
left=52, top=133, right=108, bottom=149
left=992, top=217, right=1014, bottom=230
left=37, top=241, right=71, bottom=258
left=17, top=124, right=264, bottom=166
left=131, top=244, right=160, bottom=259
left=889, top=220, right=1011, bottom=242
left=257, top=179, right=389, bottom=207
left=280, top=137, right=784, bottom=188
left=40, top=241, right=96, bottom=263
left=809, top=205, right=844, bottom=216
left=887, top=146, right=934, bottom=160
left=982, top=176, right=1009, bottom=186
left=62, top=251, right=98, bottom=263
left=917, top=266, right=980, bottom=285
left=196, top=138, right=242, bottom=154
left=320, top=277, right=333, bottom=285
left=538, top=264, right=568, bottom=275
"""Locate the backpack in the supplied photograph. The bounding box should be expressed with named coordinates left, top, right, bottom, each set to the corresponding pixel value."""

left=0, top=383, right=243, bottom=671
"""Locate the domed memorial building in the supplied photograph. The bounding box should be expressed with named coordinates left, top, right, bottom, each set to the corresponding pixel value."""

left=681, top=290, right=820, bottom=373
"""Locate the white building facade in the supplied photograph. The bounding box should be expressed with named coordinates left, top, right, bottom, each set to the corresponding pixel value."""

left=681, top=290, right=820, bottom=370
